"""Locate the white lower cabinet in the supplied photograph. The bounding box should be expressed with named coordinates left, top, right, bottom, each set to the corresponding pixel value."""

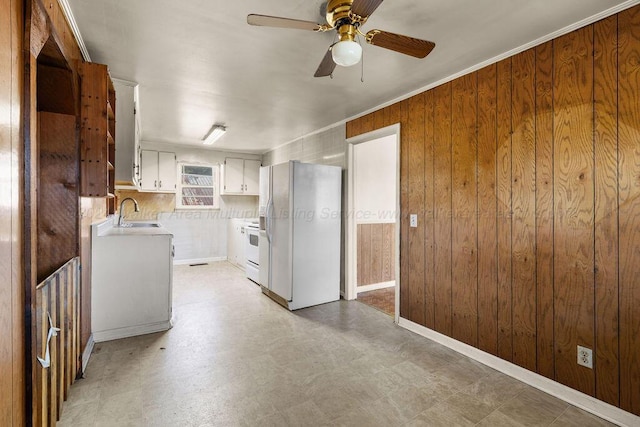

left=227, top=219, right=249, bottom=269
left=91, top=220, right=174, bottom=342
left=140, top=150, right=176, bottom=192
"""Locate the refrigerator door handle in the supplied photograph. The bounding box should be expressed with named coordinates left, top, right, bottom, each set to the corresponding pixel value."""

left=266, top=196, right=274, bottom=243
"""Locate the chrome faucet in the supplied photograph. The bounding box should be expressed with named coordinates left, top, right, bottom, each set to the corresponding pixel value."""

left=118, top=197, right=140, bottom=226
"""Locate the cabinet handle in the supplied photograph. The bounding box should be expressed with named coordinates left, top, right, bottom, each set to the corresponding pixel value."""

left=159, top=180, right=162, bottom=189
left=154, top=180, right=157, bottom=188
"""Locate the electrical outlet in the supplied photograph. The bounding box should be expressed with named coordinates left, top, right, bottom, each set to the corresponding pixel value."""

left=577, top=345, right=593, bottom=369
left=410, top=214, right=418, bottom=228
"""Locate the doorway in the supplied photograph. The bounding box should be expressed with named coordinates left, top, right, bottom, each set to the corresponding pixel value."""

left=346, top=125, right=400, bottom=322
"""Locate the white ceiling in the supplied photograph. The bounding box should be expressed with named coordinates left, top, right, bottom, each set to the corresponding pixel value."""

left=67, top=0, right=634, bottom=153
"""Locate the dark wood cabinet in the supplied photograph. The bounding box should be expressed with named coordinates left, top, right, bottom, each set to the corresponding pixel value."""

left=79, top=62, right=116, bottom=213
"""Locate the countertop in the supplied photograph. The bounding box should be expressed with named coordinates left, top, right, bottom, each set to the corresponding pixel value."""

left=93, top=219, right=173, bottom=237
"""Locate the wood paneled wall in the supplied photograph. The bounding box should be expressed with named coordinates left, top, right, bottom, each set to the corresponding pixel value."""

left=357, top=223, right=395, bottom=286
left=0, top=0, right=25, bottom=424
left=24, top=0, right=96, bottom=423
left=347, top=5, right=640, bottom=415
left=34, top=258, right=80, bottom=426
left=37, top=112, right=79, bottom=283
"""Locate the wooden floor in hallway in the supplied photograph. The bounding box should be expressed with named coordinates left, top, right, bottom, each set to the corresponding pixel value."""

left=357, top=287, right=395, bottom=317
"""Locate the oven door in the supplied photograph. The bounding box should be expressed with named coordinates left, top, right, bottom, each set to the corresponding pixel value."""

left=245, top=227, right=260, bottom=266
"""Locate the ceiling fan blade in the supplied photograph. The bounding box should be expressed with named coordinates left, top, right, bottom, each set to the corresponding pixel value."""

left=350, top=0, right=384, bottom=19
left=247, top=14, right=324, bottom=31
left=366, top=30, right=436, bottom=58
left=314, top=48, right=337, bottom=78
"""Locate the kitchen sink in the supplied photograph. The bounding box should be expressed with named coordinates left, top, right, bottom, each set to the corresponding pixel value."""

left=120, top=222, right=160, bottom=228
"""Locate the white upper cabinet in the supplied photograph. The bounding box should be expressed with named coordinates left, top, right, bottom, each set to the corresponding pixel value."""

left=244, top=159, right=260, bottom=194
left=113, top=79, right=138, bottom=186
left=222, top=158, right=244, bottom=194
left=158, top=152, right=177, bottom=192
left=220, top=158, right=261, bottom=195
left=139, top=150, right=177, bottom=192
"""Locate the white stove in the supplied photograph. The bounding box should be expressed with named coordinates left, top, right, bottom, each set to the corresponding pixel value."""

left=245, top=223, right=260, bottom=283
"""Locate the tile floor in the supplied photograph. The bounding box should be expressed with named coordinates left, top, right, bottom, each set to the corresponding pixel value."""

left=58, top=262, right=616, bottom=426
left=357, top=287, right=395, bottom=317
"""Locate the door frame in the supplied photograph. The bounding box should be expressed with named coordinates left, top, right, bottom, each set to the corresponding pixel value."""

left=345, top=124, right=401, bottom=323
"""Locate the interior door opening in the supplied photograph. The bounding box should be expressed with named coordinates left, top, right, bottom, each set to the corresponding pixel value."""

left=346, top=125, right=400, bottom=322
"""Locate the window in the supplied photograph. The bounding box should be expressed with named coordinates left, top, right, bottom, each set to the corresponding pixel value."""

left=176, top=163, right=220, bottom=209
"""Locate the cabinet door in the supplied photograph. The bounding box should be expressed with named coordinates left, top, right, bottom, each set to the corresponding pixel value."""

left=113, top=81, right=136, bottom=185
left=157, top=152, right=176, bottom=192
left=222, top=158, right=244, bottom=194
left=139, top=150, right=158, bottom=191
left=244, top=160, right=261, bottom=195
left=133, top=93, right=141, bottom=186
left=237, top=225, right=247, bottom=268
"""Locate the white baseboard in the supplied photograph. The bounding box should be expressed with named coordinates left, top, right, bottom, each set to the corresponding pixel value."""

left=356, top=281, right=395, bottom=293
left=173, top=257, right=226, bottom=266
left=228, top=260, right=246, bottom=272
left=93, top=319, right=173, bottom=343
left=398, top=318, right=640, bottom=427
left=81, top=334, right=95, bottom=374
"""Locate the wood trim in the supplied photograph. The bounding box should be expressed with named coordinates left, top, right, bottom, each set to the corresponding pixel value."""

left=23, top=39, right=38, bottom=427
left=0, top=0, right=25, bottom=424
left=28, top=0, right=49, bottom=58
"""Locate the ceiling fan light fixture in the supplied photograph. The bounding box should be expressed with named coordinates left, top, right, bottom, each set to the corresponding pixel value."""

left=331, top=40, right=362, bottom=67
left=202, top=125, right=227, bottom=145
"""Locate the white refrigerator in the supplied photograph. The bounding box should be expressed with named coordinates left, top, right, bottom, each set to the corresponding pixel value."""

left=259, top=161, right=342, bottom=310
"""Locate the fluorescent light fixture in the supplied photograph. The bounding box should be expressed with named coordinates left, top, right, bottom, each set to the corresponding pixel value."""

left=202, top=125, right=227, bottom=145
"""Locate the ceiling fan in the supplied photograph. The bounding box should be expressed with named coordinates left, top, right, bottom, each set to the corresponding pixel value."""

left=247, top=0, right=436, bottom=78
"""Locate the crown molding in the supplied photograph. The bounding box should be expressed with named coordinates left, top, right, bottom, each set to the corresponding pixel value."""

left=57, top=0, right=91, bottom=61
